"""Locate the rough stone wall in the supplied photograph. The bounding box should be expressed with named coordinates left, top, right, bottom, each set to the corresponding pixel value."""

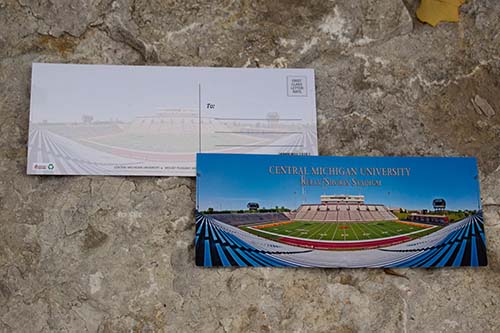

left=1, top=0, right=499, bottom=332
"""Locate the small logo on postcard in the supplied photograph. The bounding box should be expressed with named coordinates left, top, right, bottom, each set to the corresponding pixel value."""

left=287, top=76, right=308, bottom=97
left=33, top=162, right=55, bottom=171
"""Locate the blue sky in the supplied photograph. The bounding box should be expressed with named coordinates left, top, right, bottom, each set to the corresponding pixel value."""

left=196, top=154, right=481, bottom=211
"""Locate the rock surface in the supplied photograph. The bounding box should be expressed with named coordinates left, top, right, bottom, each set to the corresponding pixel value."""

left=1, top=0, right=499, bottom=332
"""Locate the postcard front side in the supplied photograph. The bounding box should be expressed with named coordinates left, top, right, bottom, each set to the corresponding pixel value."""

left=27, top=63, right=317, bottom=176
left=195, top=153, right=487, bottom=268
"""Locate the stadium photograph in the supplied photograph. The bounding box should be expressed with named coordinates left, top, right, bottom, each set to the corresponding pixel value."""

left=195, top=153, right=487, bottom=268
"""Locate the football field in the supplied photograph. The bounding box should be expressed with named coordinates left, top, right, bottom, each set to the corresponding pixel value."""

left=255, top=220, right=435, bottom=241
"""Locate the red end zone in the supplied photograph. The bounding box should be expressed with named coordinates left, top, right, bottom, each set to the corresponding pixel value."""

left=276, top=235, right=412, bottom=250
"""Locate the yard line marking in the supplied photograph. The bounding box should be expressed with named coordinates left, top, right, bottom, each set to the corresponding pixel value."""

left=360, top=221, right=385, bottom=238
left=324, top=222, right=337, bottom=240
left=350, top=223, right=360, bottom=240
left=331, top=222, right=341, bottom=241
left=309, top=222, right=331, bottom=239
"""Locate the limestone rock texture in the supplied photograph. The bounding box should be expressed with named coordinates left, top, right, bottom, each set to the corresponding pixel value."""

left=1, top=0, right=499, bottom=332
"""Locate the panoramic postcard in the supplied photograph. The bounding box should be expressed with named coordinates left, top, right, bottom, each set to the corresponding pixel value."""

left=195, top=154, right=487, bottom=268
left=27, top=63, right=317, bottom=176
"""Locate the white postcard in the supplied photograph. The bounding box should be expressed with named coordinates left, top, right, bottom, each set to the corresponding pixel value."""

left=27, top=63, right=317, bottom=176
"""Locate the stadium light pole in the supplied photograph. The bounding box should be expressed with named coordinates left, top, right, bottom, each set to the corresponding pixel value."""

left=301, top=183, right=304, bottom=204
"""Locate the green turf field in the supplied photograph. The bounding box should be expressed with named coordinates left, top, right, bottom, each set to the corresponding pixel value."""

left=255, top=220, right=434, bottom=241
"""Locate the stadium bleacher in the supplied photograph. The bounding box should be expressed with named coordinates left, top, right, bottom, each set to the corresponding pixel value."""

left=303, top=207, right=318, bottom=220
left=379, top=206, right=397, bottom=220
left=367, top=205, right=384, bottom=220
left=348, top=205, right=362, bottom=221
left=325, top=207, right=338, bottom=221
left=209, top=212, right=290, bottom=227
left=197, top=211, right=487, bottom=267
left=337, top=205, right=349, bottom=221
left=314, top=205, right=328, bottom=221
left=295, top=203, right=397, bottom=222
left=295, top=205, right=311, bottom=220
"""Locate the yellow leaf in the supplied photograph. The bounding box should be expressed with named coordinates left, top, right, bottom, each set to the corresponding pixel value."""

left=416, top=0, right=465, bottom=27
